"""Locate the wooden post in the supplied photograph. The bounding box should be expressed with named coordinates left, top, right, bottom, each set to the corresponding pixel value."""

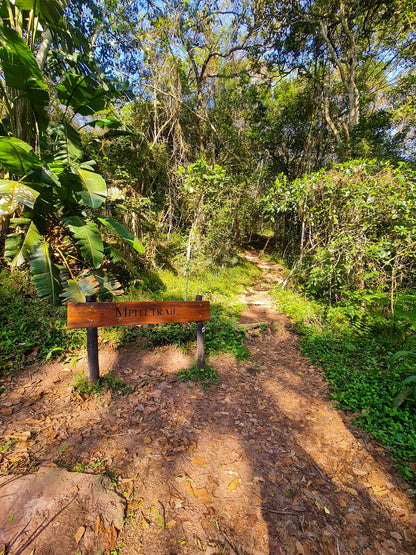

left=86, top=295, right=99, bottom=383
left=196, top=295, right=205, bottom=369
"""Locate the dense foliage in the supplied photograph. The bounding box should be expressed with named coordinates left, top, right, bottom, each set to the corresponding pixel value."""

left=263, top=160, right=416, bottom=303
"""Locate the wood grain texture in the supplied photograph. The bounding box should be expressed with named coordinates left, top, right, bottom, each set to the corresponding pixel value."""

left=67, top=301, right=210, bottom=329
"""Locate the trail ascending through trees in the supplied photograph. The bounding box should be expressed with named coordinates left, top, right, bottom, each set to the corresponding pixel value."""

left=1, top=251, right=416, bottom=554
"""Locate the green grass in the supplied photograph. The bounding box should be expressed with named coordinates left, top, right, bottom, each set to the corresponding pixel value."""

left=0, top=269, right=85, bottom=376
left=271, top=284, right=416, bottom=488
left=124, top=257, right=260, bottom=309
left=137, top=305, right=250, bottom=360
left=72, top=369, right=131, bottom=398
left=177, top=362, right=220, bottom=389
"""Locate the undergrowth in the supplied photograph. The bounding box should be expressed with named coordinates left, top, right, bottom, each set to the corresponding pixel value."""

left=72, top=369, right=131, bottom=398
left=137, top=305, right=250, bottom=360
left=177, top=362, right=220, bottom=389
left=0, top=269, right=84, bottom=376
left=271, top=285, right=416, bottom=487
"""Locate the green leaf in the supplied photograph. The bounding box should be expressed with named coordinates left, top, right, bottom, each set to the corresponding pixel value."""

left=87, top=116, right=122, bottom=129
left=5, top=220, right=41, bottom=267
left=29, top=239, right=62, bottom=303
left=394, top=386, right=414, bottom=409
left=76, top=168, right=107, bottom=208
left=61, top=273, right=100, bottom=303
left=0, top=179, right=40, bottom=214
left=0, top=24, right=49, bottom=129
left=15, top=0, right=65, bottom=25
left=0, top=137, right=40, bottom=175
left=88, top=269, right=123, bottom=297
left=57, top=73, right=107, bottom=116
left=49, top=122, right=83, bottom=164
left=53, top=167, right=82, bottom=206
left=389, top=350, right=416, bottom=364
left=97, top=216, right=145, bottom=253
left=63, top=216, right=104, bottom=268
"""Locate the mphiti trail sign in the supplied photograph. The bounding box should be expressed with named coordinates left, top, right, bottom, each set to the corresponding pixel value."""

left=67, top=300, right=210, bottom=329
left=67, top=296, right=210, bottom=382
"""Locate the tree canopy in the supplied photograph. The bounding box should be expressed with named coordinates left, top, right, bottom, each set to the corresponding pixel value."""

left=0, top=0, right=415, bottom=301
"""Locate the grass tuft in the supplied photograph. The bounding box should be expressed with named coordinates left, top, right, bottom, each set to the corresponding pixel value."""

left=177, top=362, right=220, bottom=389
left=72, top=369, right=131, bottom=398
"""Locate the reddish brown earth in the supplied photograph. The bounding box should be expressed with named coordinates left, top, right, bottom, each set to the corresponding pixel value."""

left=1, top=251, right=416, bottom=554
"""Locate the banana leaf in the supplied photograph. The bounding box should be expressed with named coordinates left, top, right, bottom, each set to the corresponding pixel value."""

left=29, top=239, right=62, bottom=303
left=0, top=137, right=40, bottom=176
left=5, top=219, right=41, bottom=267
left=63, top=215, right=104, bottom=268
left=0, top=24, right=49, bottom=130
left=57, top=72, right=107, bottom=117
left=60, top=272, right=100, bottom=303
left=76, top=168, right=107, bottom=208
left=0, top=179, right=40, bottom=214
left=97, top=216, right=145, bottom=253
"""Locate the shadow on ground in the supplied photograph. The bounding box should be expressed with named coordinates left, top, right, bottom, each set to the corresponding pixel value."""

left=1, top=312, right=416, bottom=554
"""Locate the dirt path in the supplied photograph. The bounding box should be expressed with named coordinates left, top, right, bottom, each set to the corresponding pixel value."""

left=1, top=251, right=416, bottom=554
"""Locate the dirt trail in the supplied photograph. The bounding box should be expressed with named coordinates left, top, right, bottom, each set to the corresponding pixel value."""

left=1, top=251, right=416, bottom=554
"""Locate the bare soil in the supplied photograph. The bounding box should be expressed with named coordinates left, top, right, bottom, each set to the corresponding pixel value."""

left=1, top=250, right=416, bottom=554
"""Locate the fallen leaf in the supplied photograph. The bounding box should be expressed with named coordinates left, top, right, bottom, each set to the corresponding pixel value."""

left=227, top=477, right=240, bottom=491
left=352, top=467, right=368, bottom=477
left=194, top=487, right=214, bottom=504
left=167, top=519, right=176, bottom=528
left=193, top=457, right=207, bottom=466
left=184, top=481, right=194, bottom=497
left=144, top=436, right=152, bottom=444
left=344, top=487, right=359, bottom=496
left=103, top=524, right=117, bottom=551
left=0, top=408, right=13, bottom=416
left=128, top=498, right=143, bottom=511
left=95, top=515, right=104, bottom=537
left=4, top=431, right=31, bottom=442
left=74, top=526, right=85, bottom=543
left=372, top=485, right=388, bottom=496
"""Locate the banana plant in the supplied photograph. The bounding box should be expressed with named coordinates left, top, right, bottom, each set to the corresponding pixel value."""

left=0, top=0, right=144, bottom=303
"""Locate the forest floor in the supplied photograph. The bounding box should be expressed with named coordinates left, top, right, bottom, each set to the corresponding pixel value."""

left=1, top=251, right=416, bottom=554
